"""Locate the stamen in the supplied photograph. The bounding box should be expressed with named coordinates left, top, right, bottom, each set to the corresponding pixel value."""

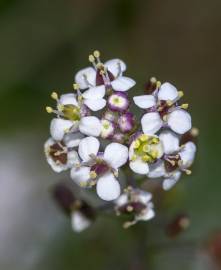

left=126, top=205, right=134, bottom=212
left=191, top=127, right=199, bottom=137
left=57, top=104, right=64, bottom=111
left=90, top=171, right=97, bottom=179
left=181, top=103, right=189, bottom=109
left=156, top=81, right=161, bottom=88
left=134, top=140, right=140, bottom=149
left=93, top=50, right=100, bottom=58
left=51, top=91, right=58, bottom=100
left=142, top=155, right=151, bottom=162
left=73, top=83, right=80, bottom=90
left=166, top=100, right=173, bottom=106
left=46, top=106, right=53, bottom=113
left=88, top=54, right=95, bottom=63
left=139, top=134, right=148, bottom=142
left=184, top=169, right=192, bottom=175
left=178, top=91, right=184, bottom=98
left=123, top=220, right=137, bottom=229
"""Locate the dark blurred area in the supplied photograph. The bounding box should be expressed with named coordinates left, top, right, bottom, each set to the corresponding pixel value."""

left=0, top=0, right=221, bottom=269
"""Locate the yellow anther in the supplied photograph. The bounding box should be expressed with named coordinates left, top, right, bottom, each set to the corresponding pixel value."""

left=73, top=83, right=80, bottom=90
left=88, top=54, right=95, bottom=63
left=51, top=91, right=58, bottom=100
left=181, top=103, right=189, bottom=109
left=142, top=144, right=149, bottom=153
left=178, top=91, right=184, bottom=98
left=139, top=134, right=148, bottom=142
left=46, top=106, right=53, bottom=113
left=126, top=205, right=134, bottom=212
left=156, top=81, right=161, bottom=88
left=57, top=104, right=64, bottom=111
left=131, top=155, right=137, bottom=161
left=150, top=77, right=157, bottom=83
left=163, top=115, right=168, bottom=121
left=168, top=160, right=176, bottom=166
left=90, top=171, right=97, bottom=179
left=134, top=140, right=140, bottom=149
left=78, top=95, right=83, bottom=102
left=152, top=137, right=159, bottom=144
left=185, top=169, right=192, bottom=175
left=93, top=50, right=100, bottom=58
left=166, top=100, right=173, bottom=106
left=150, top=150, right=158, bottom=159
left=142, top=155, right=151, bottom=162
left=113, top=170, right=118, bottom=177
left=191, top=127, right=199, bottom=137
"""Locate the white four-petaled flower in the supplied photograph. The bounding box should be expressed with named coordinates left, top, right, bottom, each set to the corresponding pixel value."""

left=50, top=93, right=102, bottom=141
left=133, top=82, right=192, bottom=135
left=71, top=136, right=129, bottom=201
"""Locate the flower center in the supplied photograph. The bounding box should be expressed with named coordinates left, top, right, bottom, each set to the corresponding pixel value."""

left=90, top=159, right=110, bottom=179
left=61, top=104, right=81, bottom=121
left=132, top=134, right=162, bottom=163
left=49, top=142, right=67, bottom=165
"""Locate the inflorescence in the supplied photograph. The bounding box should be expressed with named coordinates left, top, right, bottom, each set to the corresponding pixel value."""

left=45, top=51, right=198, bottom=231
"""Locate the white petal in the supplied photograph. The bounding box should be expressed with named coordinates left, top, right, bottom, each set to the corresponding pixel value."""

left=158, top=82, right=178, bottom=101
left=59, top=93, right=78, bottom=106
left=82, top=85, right=105, bottom=99
left=180, top=142, right=196, bottom=168
left=115, top=193, right=128, bottom=207
left=141, top=112, right=163, bottom=134
left=168, top=109, right=192, bottom=134
left=63, top=132, right=84, bottom=148
left=148, top=161, right=166, bottom=178
left=79, top=116, right=101, bottom=137
left=129, top=143, right=135, bottom=160
left=133, top=95, right=156, bottom=109
left=71, top=211, right=91, bottom=232
left=139, top=208, right=155, bottom=221
left=105, top=59, right=126, bottom=77
left=163, top=171, right=182, bottom=190
left=159, top=130, right=180, bottom=154
left=75, top=67, right=96, bottom=89
left=96, top=173, right=121, bottom=201
left=104, top=143, right=128, bottom=169
left=78, top=136, right=100, bottom=162
left=67, top=151, right=80, bottom=167
left=50, top=118, right=73, bottom=141
left=129, top=159, right=149, bottom=175
left=138, top=190, right=152, bottom=204
left=70, top=166, right=90, bottom=186
left=111, top=76, right=136, bottom=92
left=84, top=98, right=106, bottom=111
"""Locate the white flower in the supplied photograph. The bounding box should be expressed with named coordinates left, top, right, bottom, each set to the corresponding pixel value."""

left=148, top=130, right=197, bottom=190
left=44, top=138, right=79, bottom=173
left=75, top=51, right=135, bottom=92
left=70, top=136, right=129, bottom=201
left=129, top=134, right=164, bottom=175
left=133, top=82, right=192, bottom=134
left=115, top=187, right=155, bottom=228
left=48, top=93, right=102, bottom=141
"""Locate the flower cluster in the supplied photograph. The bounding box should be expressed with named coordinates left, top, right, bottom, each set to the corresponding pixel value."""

left=44, top=50, right=198, bottom=231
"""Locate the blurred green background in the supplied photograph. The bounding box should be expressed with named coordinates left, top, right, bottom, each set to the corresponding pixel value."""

left=0, top=0, right=221, bottom=269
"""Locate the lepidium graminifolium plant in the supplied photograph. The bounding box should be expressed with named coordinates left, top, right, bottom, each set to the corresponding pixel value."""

left=44, top=50, right=198, bottom=232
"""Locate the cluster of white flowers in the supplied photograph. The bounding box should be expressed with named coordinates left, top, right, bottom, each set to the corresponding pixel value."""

left=45, top=51, right=198, bottom=231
